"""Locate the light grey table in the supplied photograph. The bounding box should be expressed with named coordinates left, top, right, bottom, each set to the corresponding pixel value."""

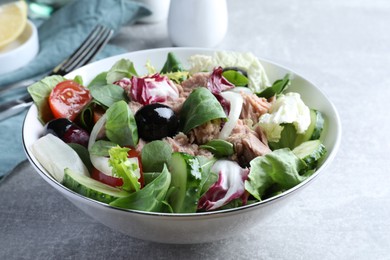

left=2, top=0, right=390, bottom=259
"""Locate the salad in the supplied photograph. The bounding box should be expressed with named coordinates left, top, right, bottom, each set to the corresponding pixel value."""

left=28, top=51, right=326, bottom=213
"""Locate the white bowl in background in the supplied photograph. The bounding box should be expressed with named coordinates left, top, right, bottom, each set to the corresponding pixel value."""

left=0, top=20, right=39, bottom=75
left=22, top=48, right=341, bottom=244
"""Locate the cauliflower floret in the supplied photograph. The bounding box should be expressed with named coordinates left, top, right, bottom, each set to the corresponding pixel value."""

left=258, top=92, right=311, bottom=142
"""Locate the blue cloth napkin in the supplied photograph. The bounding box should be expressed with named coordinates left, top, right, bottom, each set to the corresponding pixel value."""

left=0, top=0, right=150, bottom=178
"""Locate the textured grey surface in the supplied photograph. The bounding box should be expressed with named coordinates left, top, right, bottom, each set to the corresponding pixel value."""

left=2, top=0, right=390, bottom=259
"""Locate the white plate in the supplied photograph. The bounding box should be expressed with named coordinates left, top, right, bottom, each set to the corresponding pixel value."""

left=23, top=47, right=341, bottom=244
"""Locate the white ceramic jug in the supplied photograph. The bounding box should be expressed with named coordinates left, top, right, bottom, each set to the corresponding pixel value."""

left=168, top=0, right=228, bottom=47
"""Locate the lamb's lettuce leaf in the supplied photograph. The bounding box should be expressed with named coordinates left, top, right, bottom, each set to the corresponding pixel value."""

left=89, top=83, right=127, bottom=108
left=160, top=52, right=184, bottom=73
left=109, top=164, right=171, bottom=212
left=257, top=73, right=290, bottom=99
left=88, top=72, right=108, bottom=88
left=141, top=140, right=173, bottom=172
left=180, top=88, right=226, bottom=133
left=73, top=75, right=83, bottom=85
left=200, top=139, right=234, bottom=158
left=222, top=69, right=249, bottom=87
left=106, top=59, right=138, bottom=84
left=105, top=100, right=138, bottom=147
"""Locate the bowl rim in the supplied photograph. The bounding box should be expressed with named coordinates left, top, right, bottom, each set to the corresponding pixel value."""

left=22, top=47, right=342, bottom=218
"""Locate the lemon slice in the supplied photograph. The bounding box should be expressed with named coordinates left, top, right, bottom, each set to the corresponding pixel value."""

left=0, top=1, right=28, bottom=49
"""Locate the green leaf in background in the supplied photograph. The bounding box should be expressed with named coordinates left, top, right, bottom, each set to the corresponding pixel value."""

left=109, top=164, right=171, bottom=212
left=89, top=84, right=127, bottom=108
left=27, top=75, right=65, bottom=124
left=88, top=71, right=108, bottom=88
left=141, top=140, right=173, bottom=172
left=106, top=59, right=138, bottom=84
left=222, top=70, right=249, bottom=87
left=200, top=139, right=234, bottom=158
left=180, top=88, right=227, bottom=133
left=160, top=52, right=184, bottom=73
left=73, top=75, right=83, bottom=85
left=145, top=60, right=157, bottom=75
left=105, top=100, right=139, bottom=147
left=257, top=73, right=290, bottom=99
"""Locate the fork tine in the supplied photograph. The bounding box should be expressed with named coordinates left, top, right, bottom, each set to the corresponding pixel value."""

left=51, top=25, right=113, bottom=75
left=64, top=27, right=113, bottom=73
left=58, top=25, right=105, bottom=70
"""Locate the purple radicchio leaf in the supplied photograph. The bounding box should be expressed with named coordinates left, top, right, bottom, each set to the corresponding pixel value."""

left=198, top=160, right=249, bottom=211
left=130, top=73, right=179, bottom=105
left=207, top=67, right=234, bottom=115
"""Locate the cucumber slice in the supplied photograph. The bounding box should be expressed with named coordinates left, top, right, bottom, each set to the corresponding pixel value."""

left=168, top=152, right=202, bottom=213
left=63, top=168, right=130, bottom=204
left=293, top=140, right=327, bottom=168
left=295, top=109, right=324, bottom=147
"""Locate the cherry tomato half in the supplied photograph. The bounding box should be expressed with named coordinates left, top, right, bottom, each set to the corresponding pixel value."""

left=91, top=168, right=124, bottom=187
left=49, top=80, right=92, bottom=121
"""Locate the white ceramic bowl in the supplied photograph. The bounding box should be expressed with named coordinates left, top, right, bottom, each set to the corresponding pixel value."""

left=0, top=20, right=39, bottom=75
left=22, top=48, right=341, bottom=244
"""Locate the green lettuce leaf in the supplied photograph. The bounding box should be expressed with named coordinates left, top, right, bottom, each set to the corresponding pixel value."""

left=141, top=140, right=173, bottom=172
left=245, top=148, right=307, bottom=200
left=88, top=72, right=108, bottom=88
left=105, top=100, right=138, bottom=147
left=89, top=83, right=127, bottom=108
left=73, top=75, right=83, bottom=85
left=160, top=52, right=184, bottom=73
left=27, top=75, right=65, bottom=124
left=179, top=88, right=227, bottom=133
left=108, top=146, right=141, bottom=192
left=200, top=139, right=234, bottom=158
left=109, top=164, right=171, bottom=212
left=257, top=74, right=290, bottom=99
left=106, top=59, right=138, bottom=84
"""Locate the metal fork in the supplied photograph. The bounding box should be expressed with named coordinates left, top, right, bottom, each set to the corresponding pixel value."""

left=0, top=24, right=113, bottom=121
